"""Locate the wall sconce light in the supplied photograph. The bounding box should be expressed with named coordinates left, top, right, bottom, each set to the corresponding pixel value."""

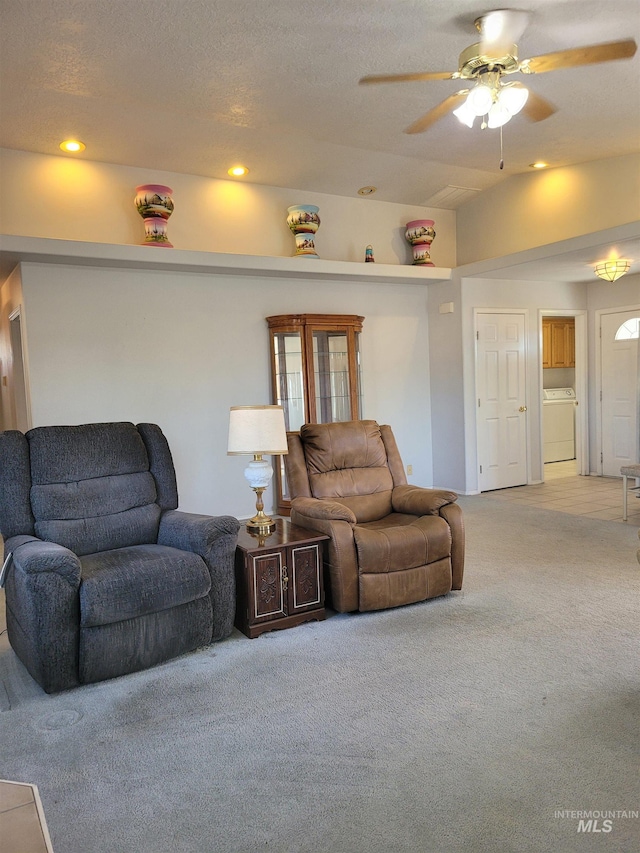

left=594, top=259, right=631, bottom=282
left=227, top=405, right=288, bottom=533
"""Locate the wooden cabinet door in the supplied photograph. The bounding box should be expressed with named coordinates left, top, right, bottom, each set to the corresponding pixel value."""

left=565, top=322, right=575, bottom=367
left=542, top=318, right=575, bottom=368
left=249, top=550, right=287, bottom=623
left=288, top=543, right=323, bottom=614
left=542, top=320, right=552, bottom=368
left=550, top=321, right=568, bottom=367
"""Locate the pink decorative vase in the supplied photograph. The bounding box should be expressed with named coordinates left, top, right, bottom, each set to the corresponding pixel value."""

left=405, top=219, right=436, bottom=266
left=135, top=184, right=174, bottom=247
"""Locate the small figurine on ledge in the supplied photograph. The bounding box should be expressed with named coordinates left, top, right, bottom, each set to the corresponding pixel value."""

left=365, top=244, right=375, bottom=263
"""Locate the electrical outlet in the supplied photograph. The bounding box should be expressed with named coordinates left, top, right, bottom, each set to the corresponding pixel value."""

left=406, top=464, right=413, bottom=475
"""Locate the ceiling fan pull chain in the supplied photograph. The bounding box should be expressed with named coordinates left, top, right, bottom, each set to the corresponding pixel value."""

left=499, top=125, right=504, bottom=170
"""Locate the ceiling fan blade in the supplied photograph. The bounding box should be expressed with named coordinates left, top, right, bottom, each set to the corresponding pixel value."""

left=522, top=90, right=557, bottom=122
left=404, top=91, right=469, bottom=134
left=524, top=39, right=637, bottom=74
left=359, top=69, right=455, bottom=85
left=479, top=9, right=530, bottom=55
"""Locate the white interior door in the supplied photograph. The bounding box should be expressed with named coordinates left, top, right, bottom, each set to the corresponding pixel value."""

left=477, top=312, right=528, bottom=491
left=601, top=310, right=640, bottom=475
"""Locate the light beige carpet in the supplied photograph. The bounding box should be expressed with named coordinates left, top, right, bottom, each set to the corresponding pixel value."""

left=1, top=495, right=639, bottom=853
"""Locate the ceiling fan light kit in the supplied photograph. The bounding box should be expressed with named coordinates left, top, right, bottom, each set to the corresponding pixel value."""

left=359, top=10, right=637, bottom=138
left=453, top=75, right=530, bottom=129
left=594, top=260, right=631, bottom=282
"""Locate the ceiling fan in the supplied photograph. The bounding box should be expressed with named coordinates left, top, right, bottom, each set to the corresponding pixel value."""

left=359, top=9, right=637, bottom=134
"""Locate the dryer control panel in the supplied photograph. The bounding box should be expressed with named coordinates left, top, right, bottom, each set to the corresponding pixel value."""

left=543, top=387, right=576, bottom=401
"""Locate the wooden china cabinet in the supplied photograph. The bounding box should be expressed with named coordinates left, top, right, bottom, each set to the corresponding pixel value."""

left=266, top=313, right=364, bottom=515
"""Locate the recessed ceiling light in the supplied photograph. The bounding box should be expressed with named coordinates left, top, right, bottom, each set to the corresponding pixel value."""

left=530, top=161, right=548, bottom=169
left=358, top=186, right=377, bottom=196
left=59, top=140, right=86, bottom=153
left=228, top=165, right=249, bottom=177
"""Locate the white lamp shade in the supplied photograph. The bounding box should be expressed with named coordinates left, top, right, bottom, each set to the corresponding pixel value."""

left=467, top=84, right=494, bottom=116
left=453, top=100, right=476, bottom=128
left=227, top=405, right=288, bottom=455
left=498, top=84, right=529, bottom=116
left=487, top=101, right=511, bottom=128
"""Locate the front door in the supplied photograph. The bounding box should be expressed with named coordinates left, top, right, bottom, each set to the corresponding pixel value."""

left=477, top=312, right=528, bottom=491
left=601, top=309, right=640, bottom=476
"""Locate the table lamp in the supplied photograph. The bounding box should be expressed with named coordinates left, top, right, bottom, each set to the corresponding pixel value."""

left=227, top=405, right=288, bottom=533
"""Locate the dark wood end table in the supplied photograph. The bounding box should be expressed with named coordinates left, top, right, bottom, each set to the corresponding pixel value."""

left=234, top=518, right=329, bottom=638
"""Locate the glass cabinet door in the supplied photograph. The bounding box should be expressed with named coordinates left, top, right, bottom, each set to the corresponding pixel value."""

left=311, top=330, right=351, bottom=423
left=267, top=314, right=364, bottom=514
left=272, top=330, right=306, bottom=431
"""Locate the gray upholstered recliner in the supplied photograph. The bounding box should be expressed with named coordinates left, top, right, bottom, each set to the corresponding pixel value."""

left=0, top=422, right=239, bottom=693
left=285, top=420, right=464, bottom=613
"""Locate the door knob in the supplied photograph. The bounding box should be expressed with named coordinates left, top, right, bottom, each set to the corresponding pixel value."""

left=519, top=406, right=527, bottom=412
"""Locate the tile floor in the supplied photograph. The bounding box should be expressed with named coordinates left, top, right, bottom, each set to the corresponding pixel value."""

left=0, top=780, right=54, bottom=853
left=486, top=460, right=640, bottom=525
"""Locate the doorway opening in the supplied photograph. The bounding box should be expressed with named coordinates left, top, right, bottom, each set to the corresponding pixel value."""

left=8, top=307, right=30, bottom=432
left=539, top=310, right=587, bottom=482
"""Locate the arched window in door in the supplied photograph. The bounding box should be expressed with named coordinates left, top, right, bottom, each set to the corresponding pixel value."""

left=615, top=317, right=640, bottom=340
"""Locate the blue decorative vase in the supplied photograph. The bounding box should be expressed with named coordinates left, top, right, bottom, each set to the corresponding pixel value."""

left=286, top=204, right=320, bottom=257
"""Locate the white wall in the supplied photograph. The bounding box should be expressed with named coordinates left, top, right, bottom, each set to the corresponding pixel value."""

left=3, top=147, right=638, bottom=500
left=586, top=272, right=640, bottom=312
left=426, top=279, right=465, bottom=492
left=456, top=153, right=640, bottom=265
left=427, top=276, right=589, bottom=493
left=20, top=262, right=433, bottom=518
left=0, top=148, right=456, bottom=267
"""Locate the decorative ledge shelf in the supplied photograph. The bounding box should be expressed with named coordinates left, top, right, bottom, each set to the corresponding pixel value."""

left=0, top=235, right=452, bottom=286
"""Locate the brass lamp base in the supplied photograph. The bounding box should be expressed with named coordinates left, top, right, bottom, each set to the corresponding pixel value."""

left=246, top=486, right=276, bottom=534
left=246, top=516, right=277, bottom=535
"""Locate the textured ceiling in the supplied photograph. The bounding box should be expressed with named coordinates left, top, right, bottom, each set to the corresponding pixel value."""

left=1, top=0, right=639, bottom=212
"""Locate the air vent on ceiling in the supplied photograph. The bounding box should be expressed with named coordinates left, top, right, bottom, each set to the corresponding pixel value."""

left=422, top=185, right=481, bottom=209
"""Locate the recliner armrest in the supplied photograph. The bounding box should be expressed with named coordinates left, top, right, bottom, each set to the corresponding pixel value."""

left=9, top=537, right=81, bottom=587
left=392, top=484, right=458, bottom=516
left=158, top=510, right=240, bottom=643
left=158, top=510, right=240, bottom=558
left=4, top=535, right=81, bottom=692
left=290, top=497, right=357, bottom=524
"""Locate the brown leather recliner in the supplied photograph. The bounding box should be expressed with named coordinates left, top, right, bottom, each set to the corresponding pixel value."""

left=285, top=420, right=464, bottom=613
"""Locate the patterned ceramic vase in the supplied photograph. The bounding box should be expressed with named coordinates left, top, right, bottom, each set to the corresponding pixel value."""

left=135, top=184, right=174, bottom=247
left=286, top=204, right=320, bottom=257
left=405, top=219, right=436, bottom=266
